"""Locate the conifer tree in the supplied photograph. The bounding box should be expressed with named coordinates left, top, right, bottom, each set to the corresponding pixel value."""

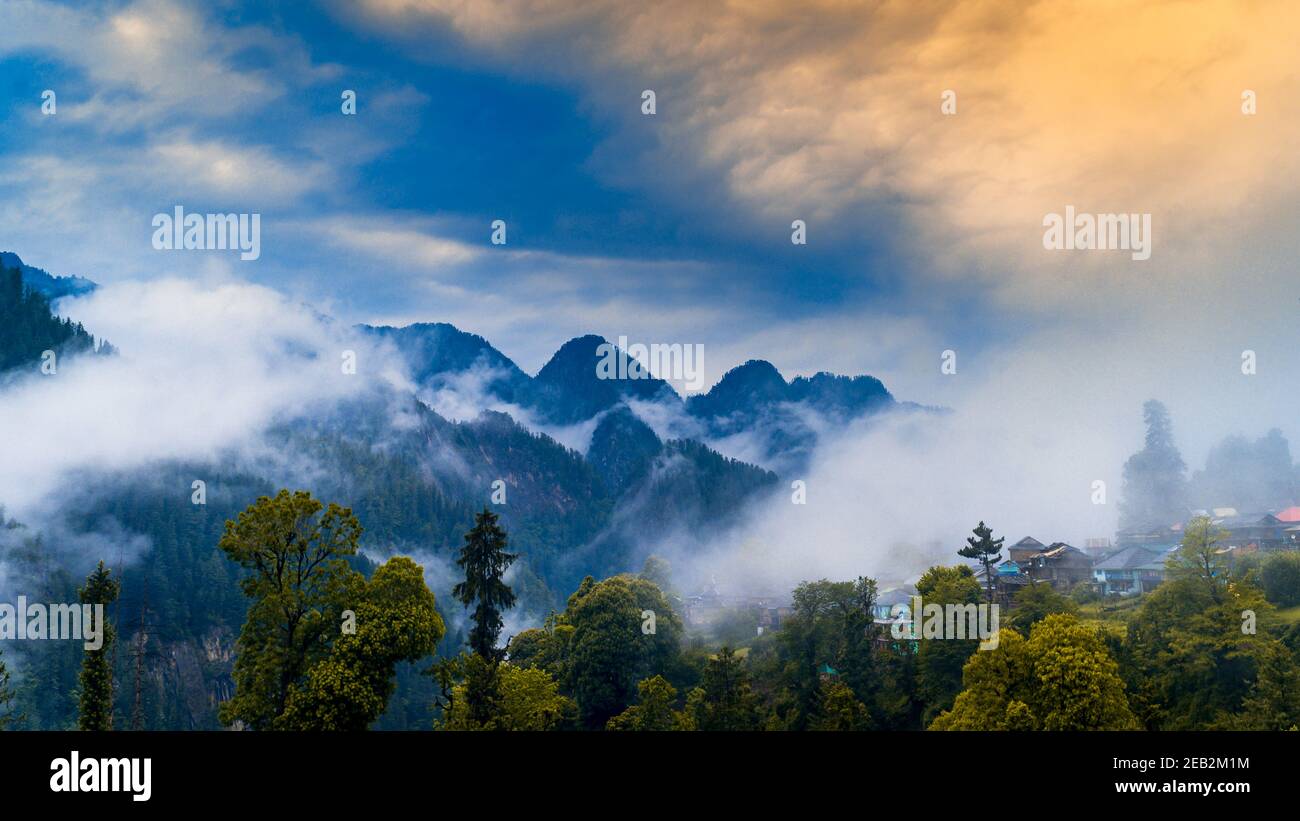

left=454, top=508, right=517, bottom=661
left=78, top=560, right=120, bottom=730
left=958, top=521, right=1004, bottom=604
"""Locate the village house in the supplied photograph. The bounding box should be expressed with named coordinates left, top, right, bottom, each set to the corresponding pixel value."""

left=988, top=538, right=1094, bottom=593
left=1007, top=537, right=1046, bottom=564
left=1092, top=545, right=1168, bottom=595
left=1024, top=542, right=1094, bottom=589
left=971, top=559, right=1030, bottom=608
left=1210, top=512, right=1293, bottom=551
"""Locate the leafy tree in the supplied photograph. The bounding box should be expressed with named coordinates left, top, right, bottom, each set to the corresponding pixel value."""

left=1119, top=399, right=1188, bottom=531
left=811, top=679, right=872, bottom=731
left=1259, top=551, right=1300, bottom=608
left=279, top=557, right=445, bottom=730
left=1220, top=639, right=1300, bottom=730
left=442, top=662, right=575, bottom=730
left=928, top=629, right=1035, bottom=730
left=1029, top=614, right=1138, bottom=730
left=454, top=508, right=517, bottom=661
left=1124, top=571, right=1275, bottom=730
left=931, top=614, right=1137, bottom=730
left=958, top=522, right=1003, bottom=603
left=1008, top=581, right=1077, bottom=635
left=770, top=577, right=879, bottom=730
left=1167, top=515, right=1230, bottom=604
left=914, top=565, right=981, bottom=724
left=506, top=612, right=575, bottom=680
left=566, top=574, right=683, bottom=727
left=218, top=490, right=363, bottom=729
left=606, top=675, right=684, bottom=731
left=77, top=560, right=120, bottom=731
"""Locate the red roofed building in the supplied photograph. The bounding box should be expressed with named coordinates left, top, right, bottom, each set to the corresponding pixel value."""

left=1276, top=506, right=1300, bottom=523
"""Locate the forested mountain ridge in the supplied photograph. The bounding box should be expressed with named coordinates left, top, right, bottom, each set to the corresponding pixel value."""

left=0, top=259, right=111, bottom=375
left=0, top=254, right=903, bottom=729
left=0, top=251, right=97, bottom=300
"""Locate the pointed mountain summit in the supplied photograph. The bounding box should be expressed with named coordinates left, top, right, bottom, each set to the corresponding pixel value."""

left=530, top=334, right=679, bottom=424
left=687, top=360, right=893, bottom=427
left=362, top=322, right=532, bottom=403
left=685, top=359, right=788, bottom=420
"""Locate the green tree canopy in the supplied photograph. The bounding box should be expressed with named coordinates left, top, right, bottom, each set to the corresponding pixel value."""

left=931, top=614, right=1138, bottom=731
left=218, top=489, right=365, bottom=729
left=442, top=662, right=575, bottom=731
left=1008, top=581, right=1078, bottom=635
left=914, top=565, right=982, bottom=725
left=606, top=675, right=685, bottom=731
left=280, top=556, right=445, bottom=730
left=1259, top=551, right=1300, bottom=608
left=687, top=646, right=762, bottom=731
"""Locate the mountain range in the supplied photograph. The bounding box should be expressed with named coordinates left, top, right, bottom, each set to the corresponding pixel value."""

left=0, top=252, right=913, bottom=729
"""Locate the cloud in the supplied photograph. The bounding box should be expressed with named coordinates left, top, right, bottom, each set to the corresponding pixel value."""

left=0, top=0, right=330, bottom=131
left=655, top=398, right=1121, bottom=595
left=0, top=278, right=406, bottom=516
left=335, top=0, right=1300, bottom=498
left=346, top=0, right=1300, bottom=298
left=150, top=136, right=333, bottom=202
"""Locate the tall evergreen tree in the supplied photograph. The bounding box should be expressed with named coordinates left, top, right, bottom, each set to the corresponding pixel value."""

left=688, top=646, right=761, bottom=730
left=1119, top=399, right=1188, bottom=530
left=957, top=521, right=1004, bottom=604
left=454, top=508, right=517, bottom=661
left=77, top=560, right=120, bottom=730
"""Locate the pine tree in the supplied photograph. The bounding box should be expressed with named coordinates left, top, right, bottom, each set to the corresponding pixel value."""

left=454, top=508, right=517, bottom=661
left=690, top=646, right=761, bottom=730
left=77, top=560, right=120, bottom=730
left=958, top=521, right=1004, bottom=604
left=1119, top=399, right=1188, bottom=530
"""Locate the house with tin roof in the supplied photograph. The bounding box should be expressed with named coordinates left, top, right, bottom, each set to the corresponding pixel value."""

left=1093, top=545, right=1168, bottom=595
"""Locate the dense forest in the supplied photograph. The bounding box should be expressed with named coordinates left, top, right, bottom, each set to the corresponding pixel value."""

left=0, top=262, right=110, bottom=375
left=10, top=496, right=1300, bottom=733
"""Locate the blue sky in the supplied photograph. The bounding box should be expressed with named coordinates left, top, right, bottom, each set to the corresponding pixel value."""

left=1, top=0, right=1298, bottom=450
left=0, top=0, right=949, bottom=391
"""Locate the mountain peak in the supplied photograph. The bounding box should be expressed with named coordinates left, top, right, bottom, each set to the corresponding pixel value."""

left=533, top=334, right=677, bottom=424
left=361, top=320, right=530, bottom=403
left=686, top=359, right=787, bottom=419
